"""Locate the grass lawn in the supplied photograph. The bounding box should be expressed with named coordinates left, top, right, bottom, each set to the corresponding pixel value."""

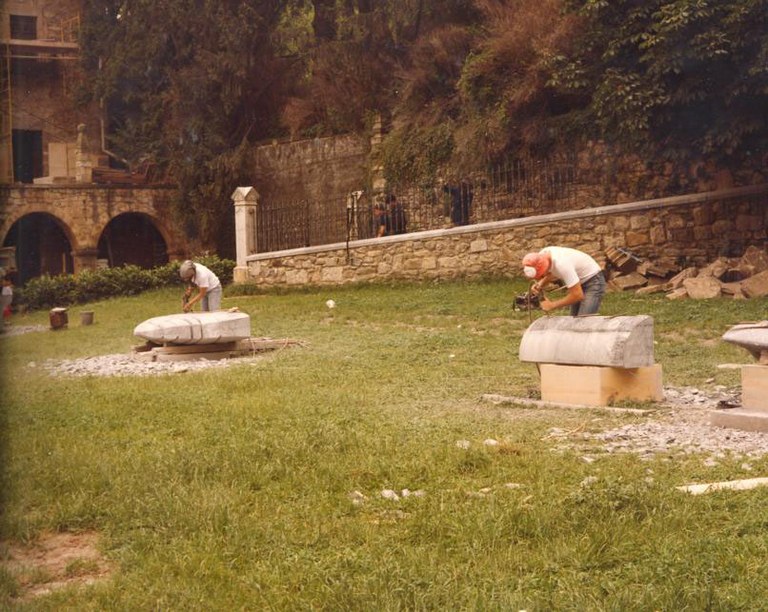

left=1, top=277, right=767, bottom=610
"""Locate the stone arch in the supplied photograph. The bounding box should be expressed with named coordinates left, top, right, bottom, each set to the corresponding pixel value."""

left=97, top=212, right=170, bottom=269
left=1, top=212, right=76, bottom=285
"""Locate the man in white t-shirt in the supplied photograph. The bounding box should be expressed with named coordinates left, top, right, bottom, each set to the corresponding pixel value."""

left=521, top=246, right=606, bottom=316
left=179, top=260, right=222, bottom=312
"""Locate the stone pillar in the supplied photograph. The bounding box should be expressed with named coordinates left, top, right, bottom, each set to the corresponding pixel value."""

left=72, top=247, right=99, bottom=273
left=370, top=114, right=386, bottom=195
left=231, top=186, right=259, bottom=283
left=75, top=124, right=93, bottom=184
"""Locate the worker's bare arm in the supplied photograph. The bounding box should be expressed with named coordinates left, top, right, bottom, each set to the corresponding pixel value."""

left=540, top=283, right=584, bottom=312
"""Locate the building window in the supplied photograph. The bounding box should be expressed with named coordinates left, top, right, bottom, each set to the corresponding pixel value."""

left=10, top=15, right=38, bottom=40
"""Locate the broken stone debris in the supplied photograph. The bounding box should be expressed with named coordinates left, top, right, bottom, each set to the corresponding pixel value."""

left=605, top=244, right=768, bottom=300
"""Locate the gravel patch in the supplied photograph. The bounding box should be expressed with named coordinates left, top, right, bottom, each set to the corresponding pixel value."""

left=1, top=324, right=49, bottom=337
left=32, top=352, right=265, bottom=378
left=549, top=385, right=768, bottom=459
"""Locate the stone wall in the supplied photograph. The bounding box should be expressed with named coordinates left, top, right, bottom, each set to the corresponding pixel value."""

left=250, top=134, right=370, bottom=203
left=237, top=185, right=768, bottom=288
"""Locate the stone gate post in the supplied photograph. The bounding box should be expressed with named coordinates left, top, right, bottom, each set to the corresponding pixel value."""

left=231, top=186, right=259, bottom=283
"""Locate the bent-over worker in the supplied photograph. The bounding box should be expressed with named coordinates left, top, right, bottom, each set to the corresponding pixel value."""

left=522, top=247, right=606, bottom=316
left=180, top=260, right=222, bottom=312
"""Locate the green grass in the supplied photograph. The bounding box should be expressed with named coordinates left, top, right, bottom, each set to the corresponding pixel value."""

left=1, top=279, right=767, bottom=610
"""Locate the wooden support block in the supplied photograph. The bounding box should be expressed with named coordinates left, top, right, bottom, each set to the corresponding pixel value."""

left=742, top=364, right=768, bottom=411
left=539, top=363, right=663, bottom=406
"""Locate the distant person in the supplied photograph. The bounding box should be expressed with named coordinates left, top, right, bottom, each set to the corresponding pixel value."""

left=443, top=180, right=473, bottom=226
left=385, top=193, right=408, bottom=235
left=522, top=247, right=606, bottom=316
left=373, top=202, right=388, bottom=238
left=179, top=260, right=222, bottom=312
left=1, top=275, right=13, bottom=325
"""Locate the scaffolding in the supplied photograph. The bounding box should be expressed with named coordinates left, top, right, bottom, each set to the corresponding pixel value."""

left=0, top=42, right=12, bottom=183
left=0, top=8, right=80, bottom=184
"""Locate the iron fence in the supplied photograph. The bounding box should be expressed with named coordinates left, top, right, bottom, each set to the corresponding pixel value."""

left=256, top=153, right=585, bottom=253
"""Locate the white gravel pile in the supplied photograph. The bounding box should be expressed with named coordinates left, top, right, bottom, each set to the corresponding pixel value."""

left=550, top=385, right=768, bottom=459
left=1, top=324, right=48, bottom=337
left=33, top=353, right=262, bottom=378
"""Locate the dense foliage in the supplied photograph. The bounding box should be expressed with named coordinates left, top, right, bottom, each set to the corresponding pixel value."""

left=15, top=256, right=235, bottom=312
left=78, top=0, right=768, bottom=238
left=552, top=0, right=768, bottom=159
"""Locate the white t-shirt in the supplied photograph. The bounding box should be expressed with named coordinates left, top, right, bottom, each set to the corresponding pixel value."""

left=1, top=285, right=12, bottom=309
left=541, top=246, right=601, bottom=288
left=191, top=263, right=221, bottom=291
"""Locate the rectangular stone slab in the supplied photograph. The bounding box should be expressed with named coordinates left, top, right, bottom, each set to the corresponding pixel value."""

left=134, top=312, right=251, bottom=345
left=539, top=363, right=663, bottom=406
left=742, top=364, right=768, bottom=410
left=519, top=315, right=655, bottom=368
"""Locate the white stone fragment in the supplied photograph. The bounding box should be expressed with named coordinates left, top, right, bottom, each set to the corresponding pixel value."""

left=455, top=439, right=470, bottom=449
left=326, top=299, right=336, bottom=309
left=134, top=311, right=251, bottom=345
left=677, top=477, right=768, bottom=495
left=381, top=489, right=400, bottom=501
left=519, top=315, right=655, bottom=367
left=349, top=490, right=366, bottom=505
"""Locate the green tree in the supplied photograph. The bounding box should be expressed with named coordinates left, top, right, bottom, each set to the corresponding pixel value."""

left=80, top=0, right=303, bottom=254
left=552, top=0, right=768, bottom=160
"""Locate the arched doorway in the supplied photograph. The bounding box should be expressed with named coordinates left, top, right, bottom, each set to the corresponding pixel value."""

left=2, top=213, right=74, bottom=285
left=98, top=213, right=168, bottom=269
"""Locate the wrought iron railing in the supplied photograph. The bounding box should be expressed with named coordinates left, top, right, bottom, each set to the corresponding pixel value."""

left=255, top=153, right=587, bottom=253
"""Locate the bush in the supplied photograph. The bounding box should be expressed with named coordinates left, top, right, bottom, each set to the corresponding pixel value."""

left=15, top=255, right=236, bottom=312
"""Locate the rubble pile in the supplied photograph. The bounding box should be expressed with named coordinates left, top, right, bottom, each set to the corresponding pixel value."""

left=605, top=245, right=768, bottom=300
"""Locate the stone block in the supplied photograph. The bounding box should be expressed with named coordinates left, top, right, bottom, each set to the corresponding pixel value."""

left=741, top=270, right=768, bottom=298
left=519, top=315, right=655, bottom=368
left=665, top=288, right=688, bottom=299
left=625, top=231, right=650, bottom=247
left=539, top=364, right=663, bottom=406
left=612, top=272, right=648, bottom=290
left=740, top=245, right=768, bottom=274
left=134, top=312, right=251, bottom=345
left=666, top=267, right=698, bottom=289
left=711, top=365, right=768, bottom=432
left=682, top=276, right=721, bottom=299
left=742, top=364, right=768, bottom=410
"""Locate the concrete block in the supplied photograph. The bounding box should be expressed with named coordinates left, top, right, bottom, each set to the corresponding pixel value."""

left=710, top=365, right=768, bottom=432
left=539, top=363, right=663, bottom=406
left=519, top=315, right=655, bottom=368
left=742, top=364, right=768, bottom=411
left=711, top=410, right=768, bottom=433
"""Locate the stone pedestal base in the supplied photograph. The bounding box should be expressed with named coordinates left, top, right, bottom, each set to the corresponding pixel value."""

left=233, top=265, right=250, bottom=284
left=539, top=363, right=663, bottom=407
left=711, top=365, right=768, bottom=432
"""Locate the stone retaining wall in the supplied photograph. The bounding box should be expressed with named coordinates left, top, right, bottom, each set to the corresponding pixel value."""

left=236, top=185, right=768, bottom=287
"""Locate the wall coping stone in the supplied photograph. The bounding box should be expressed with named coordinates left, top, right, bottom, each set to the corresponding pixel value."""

left=245, top=184, right=768, bottom=262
